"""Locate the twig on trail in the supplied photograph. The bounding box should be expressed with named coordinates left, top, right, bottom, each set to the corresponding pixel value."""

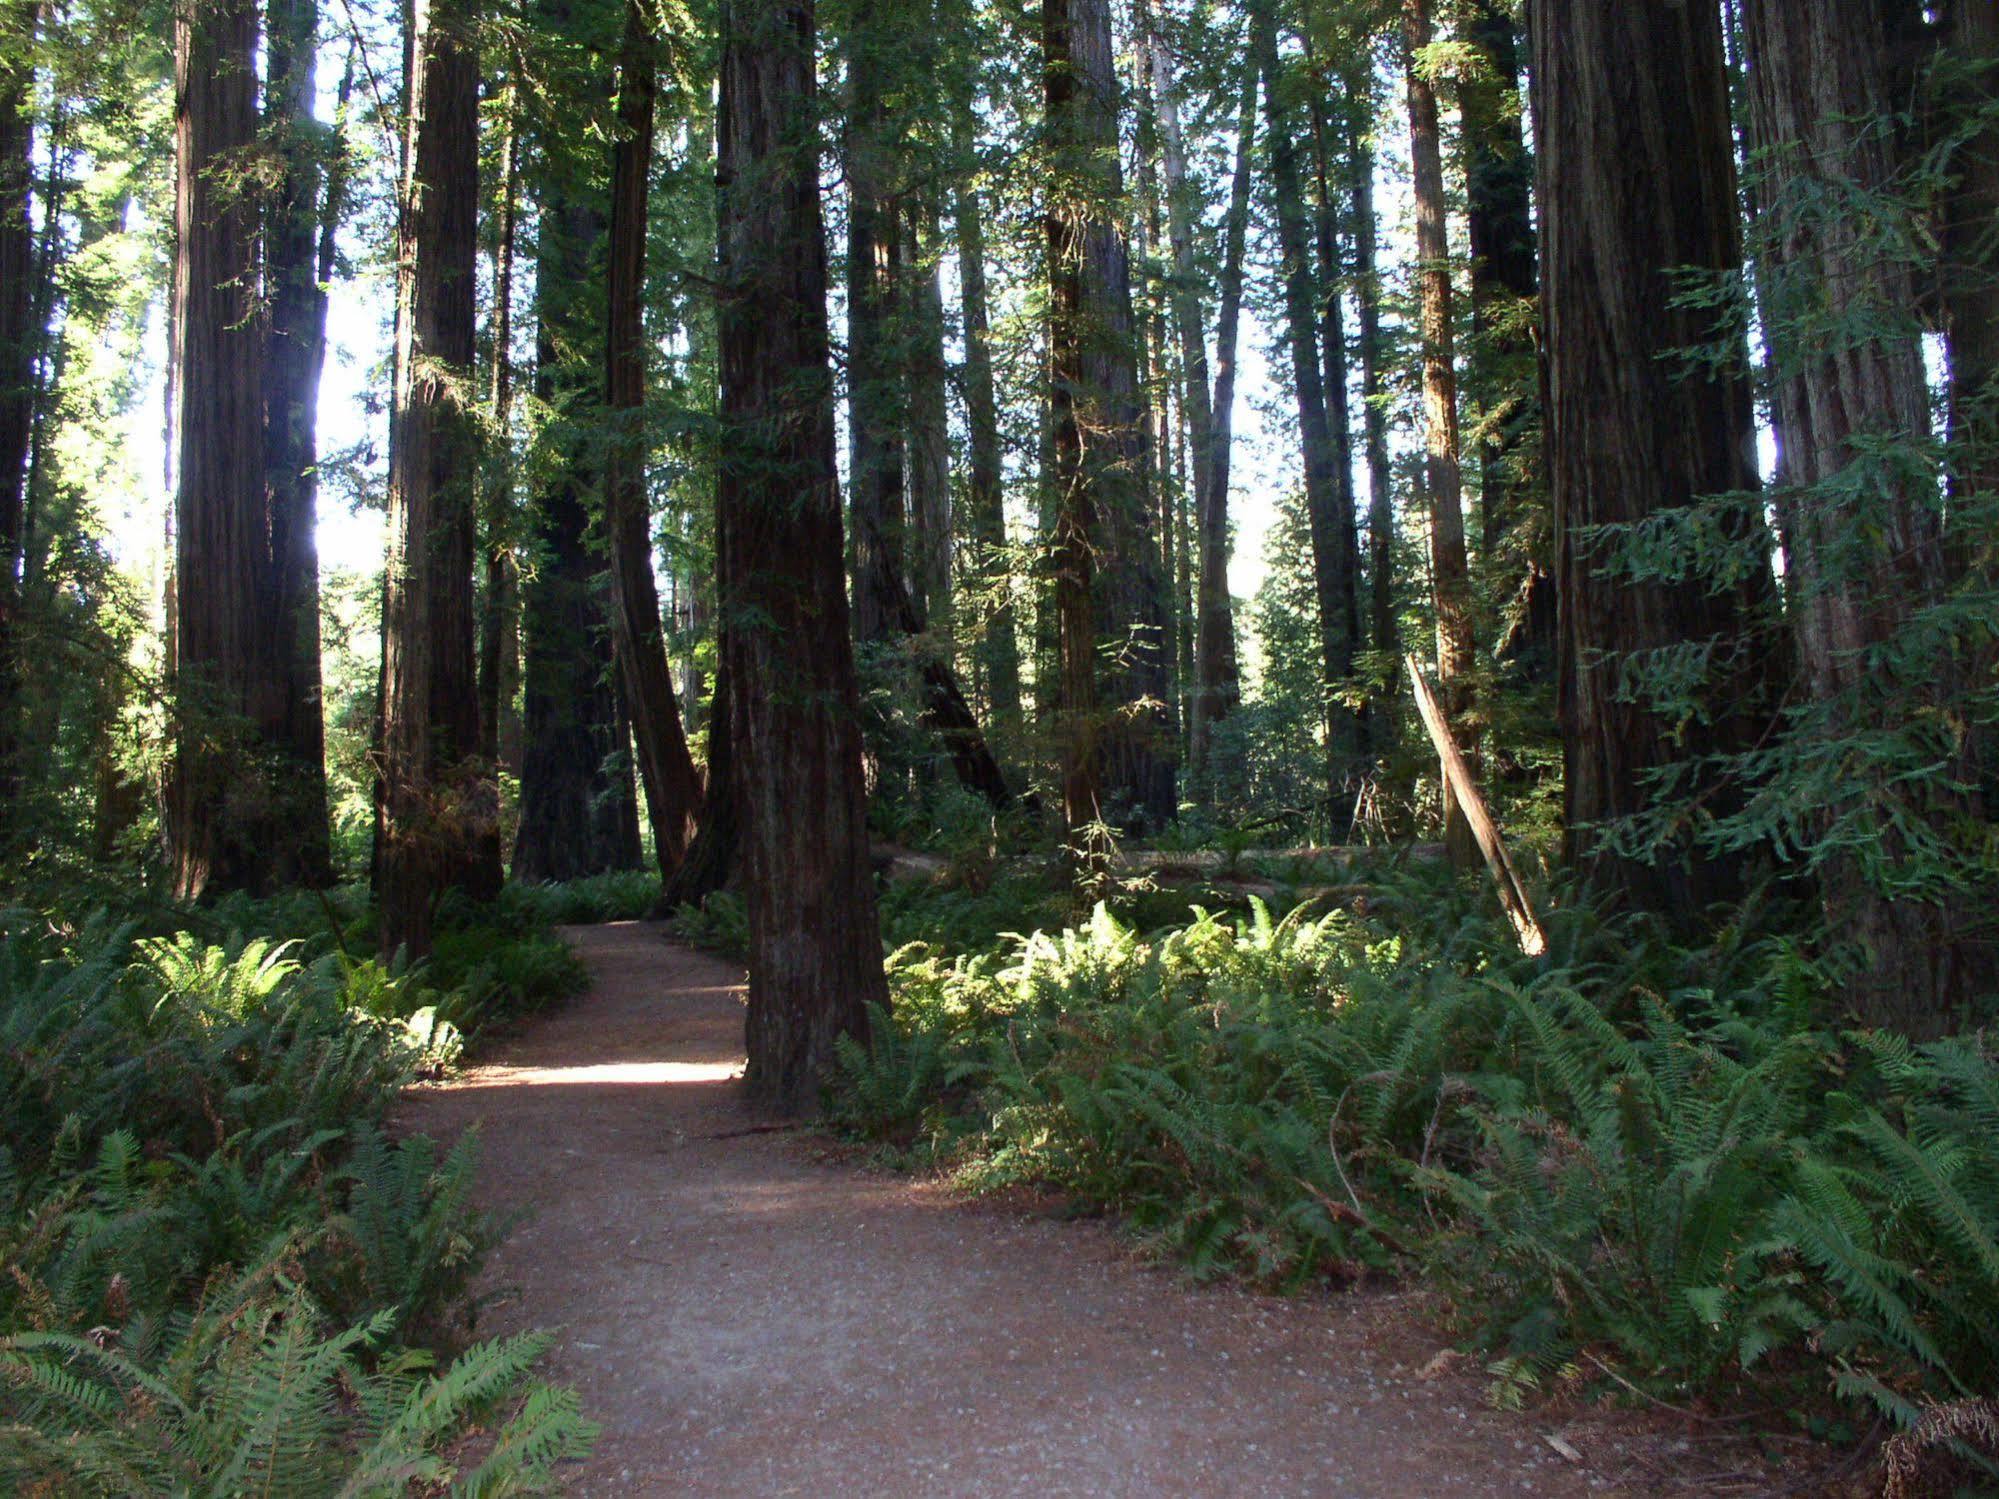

left=1580, top=1351, right=1765, bottom=1427
left=703, top=1122, right=801, bottom=1140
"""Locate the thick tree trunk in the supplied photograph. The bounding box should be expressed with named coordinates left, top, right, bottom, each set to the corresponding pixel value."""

left=1534, top=0, right=1777, bottom=913
left=1742, top=0, right=1989, bottom=1032
left=0, top=5, right=33, bottom=839
left=379, top=0, right=486, bottom=956
left=1045, top=0, right=1171, bottom=833
left=167, top=0, right=278, bottom=899
left=606, top=0, right=702, bottom=876
left=1404, top=0, right=1477, bottom=868
left=262, top=0, right=333, bottom=887
left=717, top=0, right=887, bottom=1112
left=1350, top=127, right=1398, bottom=738
left=952, top=107, right=1021, bottom=728
left=1254, top=13, right=1360, bottom=780
left=514, top=198, right=638, bottom=882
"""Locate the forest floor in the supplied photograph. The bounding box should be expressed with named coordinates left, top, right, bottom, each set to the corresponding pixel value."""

left=399, top=922, right=1745, bottom=1498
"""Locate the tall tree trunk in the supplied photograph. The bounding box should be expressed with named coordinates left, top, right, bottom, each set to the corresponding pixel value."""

left=514, top=197, right=636, bottom=881
left=717, top=0, right=887, bottom=1112
left=1942, top=0, right=1999, bottom=523
left=0, top=1, right=34, bottom=841
left=952, top=105, right=1020, bottom=729
left=263, top=0, right=332, bottom=886
left=379, top=0, right=486, bottom=955
left=905, top=204, right=953, bottom=633
left=1350, top=125, right=1398, bottom=738
left=167, top=0, right=276, bottom=899
left=1534, top=0, right=1777, bottom=913
left=1254, top=13, right=1359, bottom=783
left=1742, top=0, right=1988, bottom=1032
left=1045, top=0, right=1170, bottom=834
left=477, top=70, right=522, bottom=785
left=1188, top=59, right=1254, bottom=787
left=1404, top=0, right=1476, bottom=868
left=606, top=0, right=702, bottom=876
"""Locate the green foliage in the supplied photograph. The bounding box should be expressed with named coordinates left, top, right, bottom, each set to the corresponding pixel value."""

left=833, top=872, right=1999, bottom=1453
left=0, top=914, right=594, bottom=1489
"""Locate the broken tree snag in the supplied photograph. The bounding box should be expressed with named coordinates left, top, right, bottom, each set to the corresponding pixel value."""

left=1404, top=654, right=1548, bottom=956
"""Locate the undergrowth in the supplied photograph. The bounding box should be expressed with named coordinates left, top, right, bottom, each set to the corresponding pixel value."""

left=0, top=897, right=601, bottom=1492
left=829, top=864, right=1999, bottom=1484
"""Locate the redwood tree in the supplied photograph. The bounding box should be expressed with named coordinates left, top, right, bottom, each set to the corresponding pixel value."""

left=1533, top=0, right=1777, bottom=912
left=378, top=0, right=487, bottom=956
left=0, top=0, right=33, bottom=838
left=717, top=0, right=887, bottom=1112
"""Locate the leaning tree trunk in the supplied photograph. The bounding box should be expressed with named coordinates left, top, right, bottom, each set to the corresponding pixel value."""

left=1741, top=0, right=1990, bottom=1033
left=1254, top=12, right=1360, bottom=780
left=379, top=0, right=487, bottom=955
left=718, top=0, right=887, bottom=1113
left=1404, top=0, right=1477, bottom=869
left=262, top=0, right=333, bottom=887
left=605, top=0, right=703, bottom=876
left=1534, top=0, right=1778, bottom=914
left=1046, top=0, right=1173, bottom=835
left=167, top=0, right=277, bottom=899
left=0, top=5, right=34, bottom=841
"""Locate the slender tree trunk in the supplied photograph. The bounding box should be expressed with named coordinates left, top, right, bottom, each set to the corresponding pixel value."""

left=1404, top=0, right=1476, bottom=868
left=0, top=2, right=34, bottom=839
left=1742, top=0, right=1989, bottom=1032
left=953, top=105, right=1020, bottom=728
left=1189, top=59, right=1254, bottom=786
left=606, top=0, right=702, bottom=876
left=906, top=204, right=953, bottom=633
left=263, top=0, right=332, bottom=886
left=379, top=0, right=486, bottom=955
left=1254, top=12, right=1359, bottom=783
left=1942, top=0, right=1999, bottom=523
left=717, top=0, right=887, bottom=1112
left=1534, top=0, right=1777, bottom=913
left=167, top=0, right=276, bottom=899
left=1351, top=126, right=1397, bottom=738
left=477, top=71, right=522, bottom=784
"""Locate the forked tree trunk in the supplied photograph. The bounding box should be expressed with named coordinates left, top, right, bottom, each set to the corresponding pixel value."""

left=606, top=0, right=703, bottom=876
left=1742, top=0, right=1990, bottom=1032
left=1404, top=0, right=1476, bottom=869
left=1534, top=0, right=1778, bottom=913
left=1254, top=12, right=1359, bottom=776
left=0, top=4, right=34, bottom=840
left=379, top=0, right=487, bottom=955
left=167, top=0, right=276, bottom=899
left=718, top=0, right=887, bottom=1113
left=263, top=0, right=332, bottom=887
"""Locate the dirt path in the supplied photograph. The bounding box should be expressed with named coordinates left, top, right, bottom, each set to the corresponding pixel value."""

left=403, top=922, right=1622, bottom=1497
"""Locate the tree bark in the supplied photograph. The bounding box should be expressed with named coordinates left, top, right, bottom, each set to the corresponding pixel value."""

left=952, top=104, right=1021, bottom=728
left=1742, top=0, right=1989, bottom=1032
left=0, top=1, right=34, bottom=839
left=167, top=0, right=277, bottom=899
left=1350, top=124, right=1398, bottom=739
left=1534, top=0, right=1778, bottom=913
left=1254, top=11, right=1360, bottom=781
left=379, top=0, right=486, bottom=956
left=262, top=0, right=333, bottom=887
left=1045, top=0, right=1172, bottom=833
left=1403, top=0, right=1477, bottom=869
left=606, top=0, right=703, bottom=877
left=717, top=0, right=887, bottom=1113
